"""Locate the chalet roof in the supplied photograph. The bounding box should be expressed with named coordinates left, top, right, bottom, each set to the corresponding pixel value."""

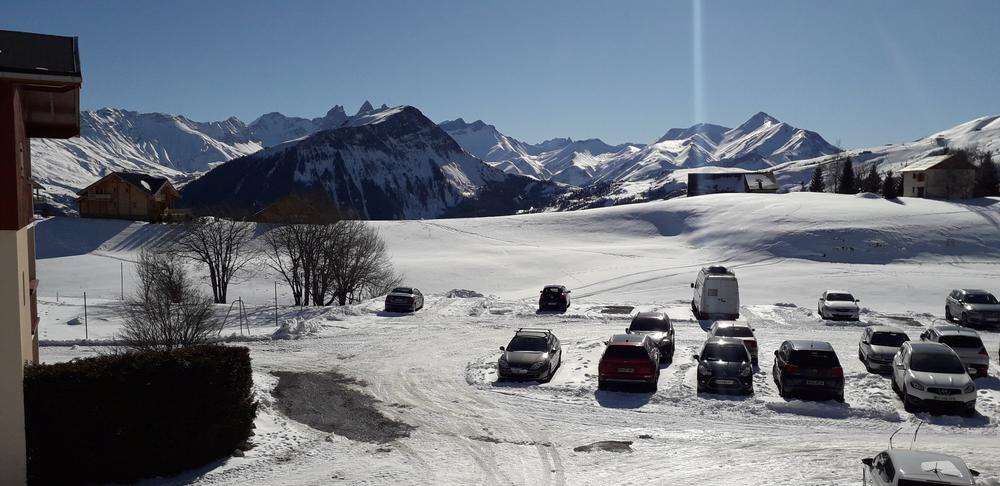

left=76, top=172, right=172, bottom=197
left=899, top=154, right=975, bottom=172
left=0, top=29, right=81, bottom=79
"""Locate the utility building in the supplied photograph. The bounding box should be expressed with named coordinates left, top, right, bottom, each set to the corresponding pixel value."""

left=0, top=29, right=82, bottom=485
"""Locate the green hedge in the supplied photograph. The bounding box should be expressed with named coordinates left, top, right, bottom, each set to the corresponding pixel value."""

left=24, top=345, right=257, bottom=485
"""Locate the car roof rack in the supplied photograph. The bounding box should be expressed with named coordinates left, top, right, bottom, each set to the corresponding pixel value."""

left=516, top=328, right=552, bottom=335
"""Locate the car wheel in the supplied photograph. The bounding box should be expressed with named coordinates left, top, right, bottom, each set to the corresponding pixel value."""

left=597, top=379, right=606, bottom=391
left=778, top=380, right=790, bottom=399
left=961, top=313, right=969, bottom=327
left=945, top=306, right=953, bottom=321
left=891, top=374, right=900, bottom=395
left=903, top=390, right=917, bottom=413
left=835, top=393, right=845, bottom=403
left=818, top=307, right=825, bottom=319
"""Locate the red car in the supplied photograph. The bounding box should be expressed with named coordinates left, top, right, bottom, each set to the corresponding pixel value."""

left=598, top=334, right=661, bottom=392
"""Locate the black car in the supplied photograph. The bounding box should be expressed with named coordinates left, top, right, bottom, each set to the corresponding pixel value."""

left=497, top=328, right=562, bottom=382
left=626, top=311, right=675, bottom=361
left=538, top=285, right=571, bottom=312
left=694, top=337, right=754, bottom=395
left=772, top=340, right=845, bottom=402
left=384, top=287, right=424, bottom=312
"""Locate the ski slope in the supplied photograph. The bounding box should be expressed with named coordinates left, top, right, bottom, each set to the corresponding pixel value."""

left=33, top=192, right=1000, bottom=484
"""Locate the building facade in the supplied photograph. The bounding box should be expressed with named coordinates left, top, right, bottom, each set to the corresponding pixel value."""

left=900, top=153, right=976, bottom=199
left=77, top=172, right=182, bottom=221
left=0, top=29, right=82, bottom=485
left=687, top=171, right=779, bottom=197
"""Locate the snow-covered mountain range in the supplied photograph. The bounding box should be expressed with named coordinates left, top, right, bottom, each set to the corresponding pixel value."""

left=440, top=111, right=841, bottom=188
left=180, top=105, right=560, bottom=219
left=28, top=97, right=1000, bottom=218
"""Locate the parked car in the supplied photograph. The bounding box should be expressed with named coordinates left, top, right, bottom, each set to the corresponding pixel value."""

left=891, top=341, right=977, bottom=416
left=694, top=337, right=754, bottom=395
left=538, top=285, right=571, bottom=312
left=862, top=449, right=979, bottom=485
left=706, top=320, right=758, bottom=364
left=817, top=290, right=860, bottom=321
left=497, top=328, right=562, bottom=382
left=919, top=325, right=990, bottom=378
left=384, top=286, right=424, bottom=312
left=598, top=334, right=661, bottom=392
left=772, top=340, right=844, bottom=401
left=625, top=311, right=675, bottom=361
left=945, top=288, right=1000, bottom=328
left=690, top=265, right=740, bottom=320
left=858, top=326, right=910, bottom=373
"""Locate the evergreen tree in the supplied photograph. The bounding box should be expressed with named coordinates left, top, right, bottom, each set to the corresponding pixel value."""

left=862, top=163, right=881, bottom=193
left=896, top=172, right=904, bottom=195
left=836, top=157, right=857, bottom=194
left=882, top=171, right=897, bottom=199
left=808, top=164, right=825, bottom=192
left=974, top=151, right=1000, bottom=197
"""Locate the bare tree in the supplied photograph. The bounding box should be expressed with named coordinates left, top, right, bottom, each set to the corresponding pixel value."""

left=119, top=250, right=221, bottom=351
left=173, top=217, right=256, bottom=304
left=327, top=220, right=401, bottom=306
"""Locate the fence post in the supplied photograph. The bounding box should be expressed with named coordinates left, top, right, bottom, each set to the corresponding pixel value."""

left=83, top=291, right=88, bottom=341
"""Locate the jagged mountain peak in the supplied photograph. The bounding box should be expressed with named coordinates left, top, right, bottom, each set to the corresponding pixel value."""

left=356, top=100, right=376, bottom=116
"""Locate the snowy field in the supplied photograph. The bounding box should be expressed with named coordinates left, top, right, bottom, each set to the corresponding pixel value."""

left=34, top=192, right=1000, bottom=485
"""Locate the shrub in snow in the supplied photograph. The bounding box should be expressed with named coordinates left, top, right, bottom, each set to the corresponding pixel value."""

left=23, top=345, right=257, bottom=484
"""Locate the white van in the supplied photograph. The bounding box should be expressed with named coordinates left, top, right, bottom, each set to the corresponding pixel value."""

left=691, top=265, right=740, bottom=320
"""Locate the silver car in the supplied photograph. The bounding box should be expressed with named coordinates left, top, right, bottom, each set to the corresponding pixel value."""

left=858, top=326, right=909, bottom=373
left=945, top=288, right=1000, bottom=328
left=891, top=342, right=976, bottom=416
left=497, top=328, right=562, bottom=382
left=817, top=290, right=860, bottom=321
left=920, top=325, right=990, bottom=378
left=863, top=449, right=979, bottom=485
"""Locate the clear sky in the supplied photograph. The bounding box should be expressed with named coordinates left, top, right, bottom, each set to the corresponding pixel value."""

left=4, top=0, right=999, bottom=148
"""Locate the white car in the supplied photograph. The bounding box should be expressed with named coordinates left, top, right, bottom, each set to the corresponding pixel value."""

left=891, top=342, right=976, bottom=416
left=817, top=290, right=860, bottom=321
left=862, top=449, right=979, bottom=485
left=858, top=326, right=909, bottom=373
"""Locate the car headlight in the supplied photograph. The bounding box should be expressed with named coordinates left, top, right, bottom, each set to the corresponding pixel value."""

left=963, top=383, right=976, bottom=394
left=909, top=381, right=925, bottom=391
left=530, top=361, right=545, bottom=370
left=740, top=365, right=752, bottom=377
left=698, top=364, right=711, bottom=376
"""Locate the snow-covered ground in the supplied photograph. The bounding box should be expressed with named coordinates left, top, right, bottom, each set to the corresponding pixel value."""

left=34, top=192, right=1000, bottom=484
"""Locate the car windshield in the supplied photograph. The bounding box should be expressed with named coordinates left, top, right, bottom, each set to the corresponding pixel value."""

left=391, top=287, right=412, bottom=294
left=789, top=350, right=839, bottom=367
left=910, top=353, right=967, bottom=374
left=939, top=335, right=984, bottom=349
left=826, top=293, right=855, bottom=302
left=702, top=344, right=748, bottom=362
left=629, top=317, right=670, bottom=332
left=964, top=293, right=998, bottom=304
left=714, top=326, right=753, bottom=338
left=507, top=337, right=547, bottom=352
left=604, top=346, right=648, bottom=360
left=870, top=332, right=908, bottom=347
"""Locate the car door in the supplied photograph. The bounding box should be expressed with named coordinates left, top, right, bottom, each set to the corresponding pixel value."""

left=892, top=346, right=908, bottom=385
left=415, top=289, right=423, bottom=308
left=948, top=290, right=961, bottom=316
left=860, top=328, right=871, bottom=360
left=819, top=292, right=827, bottom=314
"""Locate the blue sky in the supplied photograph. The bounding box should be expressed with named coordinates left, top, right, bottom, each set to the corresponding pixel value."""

left=5, top=0, right=999, bottom=148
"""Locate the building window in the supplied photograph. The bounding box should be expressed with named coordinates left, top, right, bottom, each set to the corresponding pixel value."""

left=916, top=173, right=925, bottom=182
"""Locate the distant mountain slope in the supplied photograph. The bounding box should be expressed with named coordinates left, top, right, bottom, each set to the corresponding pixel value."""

left=771, top=114, right=1000, bottom=190
left=181, top=106, right=563, bottom=219
left=30, top=108, right=263, bottom=212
